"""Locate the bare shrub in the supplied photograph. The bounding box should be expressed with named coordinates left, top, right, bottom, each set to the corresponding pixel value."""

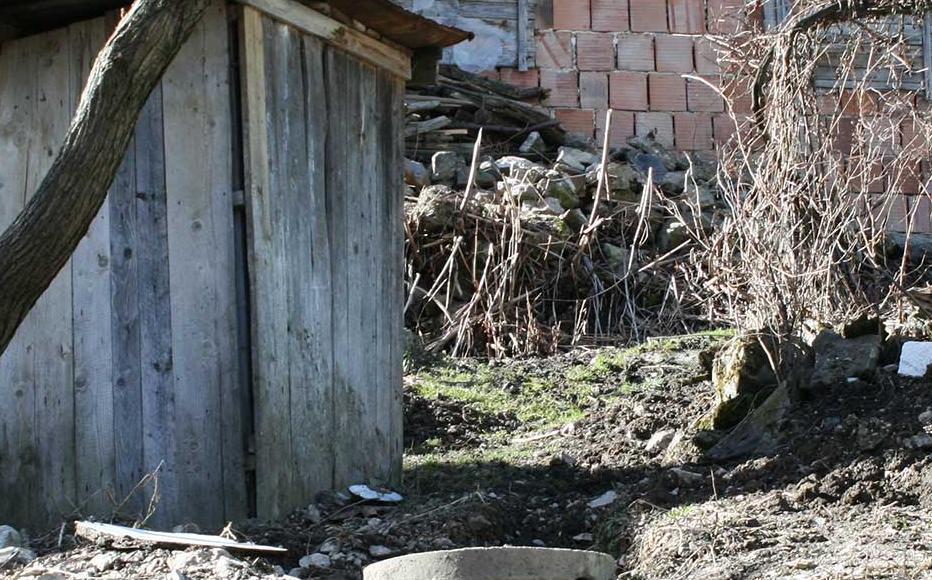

left=671, top=0, right=932, bottom=342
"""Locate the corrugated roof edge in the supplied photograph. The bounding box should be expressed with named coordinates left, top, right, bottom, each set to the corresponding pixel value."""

left=323, top=0, right=472, bottom=49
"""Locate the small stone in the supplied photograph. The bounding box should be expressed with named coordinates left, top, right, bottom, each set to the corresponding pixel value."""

left=89, top=553, right=118, bottom=572
left=288, top=568, right=305, bottom=579
left=899, top=342, right=932, bottom=378
left=368, top=545, right=393, bottom=558
left=509, top=182, right=539, bottom=202
left=404, top=158, right=430, bottom=189
left=475, top=160, right=499, bottom=189
left=304, top=504, right=322, bottom=524
left=919, top=409, right=932, bottom=426
left=657, top=170, right=687, bottom=194
left=601, top=243, right=630, bottom=277
left=670, top=467, right=704, bottom=486
left=495, top=156, right=545, bottom=181
left=214, top=555, right=243, bottom=575
left=645, top=430, right=677, bottom=455
left=572, top=533, right=594, bottom=543
left=657, top=220, right=689, bottom=252
left=557, top=147, right=597, bottom=172
left=431, top=151, right=462, bottom=183
left=171, top=523, right=200, bottom=534
left=0, top=525, right=22, bottom=549
left=164, top=572, right=189, bottom=580
left=171, top=550, right=209, bottom=572
left=563, top=209, right=587, bottom=232
left=907, top=433, right=932, bottom=450
left=540, top=176, right=580, bottom=208
left=531, top=539, right=546, bottom=547
left=518, top=131, right=546, bottom=155
left=0, top=546, right=35, bottom=565
left=587, top=490, right=617, bottom=509
left=299, top=553, right=331, bottom=569
left=318, top=540, right=340, bottom=554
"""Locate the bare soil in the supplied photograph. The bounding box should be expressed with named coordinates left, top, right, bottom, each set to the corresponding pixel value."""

left=5, top=333, right=932, bottom=579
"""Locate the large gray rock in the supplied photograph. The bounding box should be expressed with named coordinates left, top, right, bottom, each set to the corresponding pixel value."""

left=404, top=158, right=430, bottom=189
left=810, top=330, right=881, bottom=388
left=0, top=525, right=21, bottom=549
left=474, top=160, right=499, bottom=189
left=495, top=156, right=546, bottom=181
left=363, top=547, right=615, bottom=580
left=556, top=146, right=598, bottom=172
left=0, top=546, right=35, bottom=565
left=710, top=336, right=779, bottom=430
left=410, top=185, right=459, bottom=232
left=431, top=151, right=463, bottom=183
left=508, top=182, right=540, bottom=202
left=540, top=176, right=580, bottom=209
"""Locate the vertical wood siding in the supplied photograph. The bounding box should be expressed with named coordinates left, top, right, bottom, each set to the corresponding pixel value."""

left=244, top=12, right=404, bottom=519
left=0, top=1, right=244, bottom=530
left=0, top=0, right=404, bottom=528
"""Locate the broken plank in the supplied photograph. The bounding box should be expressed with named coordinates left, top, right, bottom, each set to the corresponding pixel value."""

left=74, top=522, right=287, bottom=554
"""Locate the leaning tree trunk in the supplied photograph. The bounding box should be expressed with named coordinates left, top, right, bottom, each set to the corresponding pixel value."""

left=0, top=0, right=211, bottom=356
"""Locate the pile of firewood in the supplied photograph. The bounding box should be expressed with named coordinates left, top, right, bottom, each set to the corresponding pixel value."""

left=405, top=65, right=565, bottom=162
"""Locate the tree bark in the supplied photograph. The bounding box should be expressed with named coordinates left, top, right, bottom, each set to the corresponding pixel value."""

left=0, top=0, right=211, bottom=355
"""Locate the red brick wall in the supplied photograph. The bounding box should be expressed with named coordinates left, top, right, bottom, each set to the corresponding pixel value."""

left=483, top=0, right=931, bottom=233
left=490, top=0, right=739, bottom=153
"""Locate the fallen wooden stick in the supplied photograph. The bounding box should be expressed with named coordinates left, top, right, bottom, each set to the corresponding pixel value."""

left=74, top=521, right=287, bottom=554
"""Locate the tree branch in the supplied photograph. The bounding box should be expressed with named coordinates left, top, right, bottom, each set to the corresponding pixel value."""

left=0, top=0, right=211, bottom=355
left=751, top=0, right=932, bottom=124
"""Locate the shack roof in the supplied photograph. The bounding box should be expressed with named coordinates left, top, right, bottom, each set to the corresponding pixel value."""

left=0, top=0, right=471, bottom=48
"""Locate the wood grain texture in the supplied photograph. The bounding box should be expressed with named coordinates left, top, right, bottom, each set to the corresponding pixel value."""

left=237, top=0, right=412, bottom=79
left=290, top=32, right=334, bottom=500
left=161, top=0, right=243, bottom=526
left=0, top=31, right=42, bottom=527
left=134, top=82, right=178, bottom=528
left=28, top=25, right=78, bottom=525
left=69, top=14, right=117, bottom=520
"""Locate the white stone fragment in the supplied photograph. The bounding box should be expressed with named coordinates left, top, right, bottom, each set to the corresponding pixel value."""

left=899, top=342, right=932, bottom=377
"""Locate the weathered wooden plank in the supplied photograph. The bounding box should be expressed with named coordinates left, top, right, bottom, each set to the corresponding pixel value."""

left=250, top=14, right=294, bottom=520
left=134, top=82, right=178, bottom=528
left=383, top=69, right=405, bottom=484
left=328, top=49, right=379, bottom=486
left=326, top=47, right=356, bottom=487
left=162, top=0, right=243, bottom=526
left=69, top=15, right=116, bottom=517
left=517, top=0, right=528, bottom=71
left=356, top=55, right=381, bottom=485
left=0, top=31, right=41, bottom=528
left=240, top=7, right=289, bottom=520
left=292, top=32, right=334, bottom=497
left=27, top=25, right=78, bottom=525
left=237, top=0, right=412, bottom=79
left=109, top=121, right=144, bottom=517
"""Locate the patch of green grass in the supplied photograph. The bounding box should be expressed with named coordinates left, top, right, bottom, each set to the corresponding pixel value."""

left=667, top=505, right=695, bottom=520
left=412, top=364, right=593, bottom=429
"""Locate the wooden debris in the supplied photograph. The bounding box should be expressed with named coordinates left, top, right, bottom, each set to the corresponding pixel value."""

left=405, top=65, right=562, bottom=162
left=73, top=521, right=288, bottom=554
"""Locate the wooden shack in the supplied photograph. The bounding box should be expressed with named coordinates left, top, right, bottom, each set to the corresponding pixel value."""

left=0, top=0, right=467, bottom=529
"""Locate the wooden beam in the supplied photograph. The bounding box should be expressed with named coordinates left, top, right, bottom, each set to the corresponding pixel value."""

left=517, top=0, right=528, bottom=71
left=235, top=0, right=411, bottom=79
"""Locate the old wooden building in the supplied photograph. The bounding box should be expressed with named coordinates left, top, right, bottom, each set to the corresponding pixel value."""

left=0, top=0, right=467, bottom=529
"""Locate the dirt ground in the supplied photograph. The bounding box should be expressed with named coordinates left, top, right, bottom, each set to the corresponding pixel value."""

left=5, top=331, right=932, bottom=579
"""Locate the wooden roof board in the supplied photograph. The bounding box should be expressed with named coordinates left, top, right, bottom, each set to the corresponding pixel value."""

left=0, top=0, right=471, bottom=48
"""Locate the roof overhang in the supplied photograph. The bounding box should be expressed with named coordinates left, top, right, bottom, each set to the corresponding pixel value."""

left=0, top=0, right=472, bottom=49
